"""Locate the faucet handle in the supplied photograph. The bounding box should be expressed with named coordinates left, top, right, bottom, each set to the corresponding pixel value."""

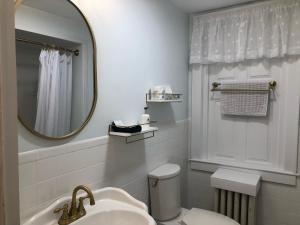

left=54, top=204, right=69, bottom=220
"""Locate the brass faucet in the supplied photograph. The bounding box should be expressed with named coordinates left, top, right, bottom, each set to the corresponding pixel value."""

left=54, top=185, right=95, bottom=225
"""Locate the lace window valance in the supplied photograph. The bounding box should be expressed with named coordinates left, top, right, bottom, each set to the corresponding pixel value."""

left=190, top=0, right=300, bottom=64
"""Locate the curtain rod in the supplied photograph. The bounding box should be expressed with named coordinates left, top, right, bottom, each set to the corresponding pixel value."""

left=194, top=0, right=272, bottom=16
left=16, top=38, right=80, bottom=56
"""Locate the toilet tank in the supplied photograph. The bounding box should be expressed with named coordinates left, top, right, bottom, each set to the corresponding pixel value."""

left=148, top=164, right=181, bottom=221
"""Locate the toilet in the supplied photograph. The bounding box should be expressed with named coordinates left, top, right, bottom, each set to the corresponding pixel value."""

left=148, top=164, right=239, bottom=225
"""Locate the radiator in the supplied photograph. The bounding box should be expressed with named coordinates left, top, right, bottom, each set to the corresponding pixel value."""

left=213, top=188, right=257, bottom=225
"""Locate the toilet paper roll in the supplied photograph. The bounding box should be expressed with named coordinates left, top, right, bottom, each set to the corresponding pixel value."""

left=140, top=114, right=150, bottom=129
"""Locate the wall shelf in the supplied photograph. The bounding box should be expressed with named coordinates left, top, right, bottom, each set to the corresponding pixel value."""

left=146, top=93, right=183, bottom=103
left=109, top=126, right=158, bottom=144
left=146, top=99, right=182, bottom=103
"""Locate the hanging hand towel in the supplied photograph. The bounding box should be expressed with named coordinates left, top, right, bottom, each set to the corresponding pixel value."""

left=220, top=81, right=270, bottom=116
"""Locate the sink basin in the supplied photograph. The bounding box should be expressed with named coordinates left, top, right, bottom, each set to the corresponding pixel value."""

left=73, top=208, right=153, bottom=225
left=23, top=187, right=156, bottom=225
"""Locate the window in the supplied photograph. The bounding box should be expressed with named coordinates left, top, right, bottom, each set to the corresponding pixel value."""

left=190, top=58, right=300, bottom=185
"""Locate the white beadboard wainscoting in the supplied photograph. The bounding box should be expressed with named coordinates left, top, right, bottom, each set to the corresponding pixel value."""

left=190, top=58, right=300, bottom=185
left=188, top=58, right=300, bottom=225
left=18, top=120, right=188, bottom=222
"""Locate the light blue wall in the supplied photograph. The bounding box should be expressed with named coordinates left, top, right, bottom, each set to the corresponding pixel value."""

left=18, top=0, right=189, bottom=152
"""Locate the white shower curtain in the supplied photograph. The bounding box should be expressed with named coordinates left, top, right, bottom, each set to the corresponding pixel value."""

left=35, top=49, right=73, bottom=137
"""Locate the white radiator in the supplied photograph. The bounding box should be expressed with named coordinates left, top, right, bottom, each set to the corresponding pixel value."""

left=211, top=169, right=261, bottom=225
left=214, top=188, right=257, bottom=225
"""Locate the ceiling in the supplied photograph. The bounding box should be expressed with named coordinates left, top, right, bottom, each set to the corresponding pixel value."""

left=22, top=0, right=258, bottom=18
left=167, top=0, right=257, bottom=13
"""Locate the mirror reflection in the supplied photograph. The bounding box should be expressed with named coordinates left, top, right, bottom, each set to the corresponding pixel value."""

left=15, top=0, right=97, bottom=139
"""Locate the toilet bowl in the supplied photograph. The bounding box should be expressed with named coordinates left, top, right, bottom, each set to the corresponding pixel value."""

left=148, top=164, right=239, bottom=225
left=181, top=208, right=240, bottom=225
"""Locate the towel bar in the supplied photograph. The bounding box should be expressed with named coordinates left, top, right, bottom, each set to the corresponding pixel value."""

left=211, top=81, right=277, bottom=92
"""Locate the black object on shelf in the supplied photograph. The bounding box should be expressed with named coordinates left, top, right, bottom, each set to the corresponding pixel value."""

left=110, top=122, right=142, bottom=133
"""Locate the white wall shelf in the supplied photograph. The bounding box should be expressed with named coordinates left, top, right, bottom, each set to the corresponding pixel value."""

left=146, top=93, right=182, bottom=103
left=109, top=126, right=158, bottom=144
left=146, top=99, right=182, bottom=103
left=144, top=93, right=183, bottom=110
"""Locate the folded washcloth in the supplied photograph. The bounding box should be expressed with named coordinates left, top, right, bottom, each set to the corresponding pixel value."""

left=220, top=81, right=270, bottom=117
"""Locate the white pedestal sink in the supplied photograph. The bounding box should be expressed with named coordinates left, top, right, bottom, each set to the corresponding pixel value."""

left=23, top=187, right=156, bottom=225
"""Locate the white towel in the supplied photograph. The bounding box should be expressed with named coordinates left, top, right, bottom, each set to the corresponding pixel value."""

left=220, top=82, right=270, bottom=116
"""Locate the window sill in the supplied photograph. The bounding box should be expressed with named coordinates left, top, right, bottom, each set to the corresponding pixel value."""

left=190, top=158, right=299, bottom=185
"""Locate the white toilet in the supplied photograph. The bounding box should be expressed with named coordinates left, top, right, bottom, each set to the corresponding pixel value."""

left=148, top=164, right=239, bottom=225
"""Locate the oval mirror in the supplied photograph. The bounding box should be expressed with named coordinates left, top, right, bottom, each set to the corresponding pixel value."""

left=15, top=0, right=97, bottom=140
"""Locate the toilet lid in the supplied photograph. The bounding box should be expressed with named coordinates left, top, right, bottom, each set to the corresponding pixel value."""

left=181, top=208, right=240, bottom=225
left=148, top=164, right=180, bottom=179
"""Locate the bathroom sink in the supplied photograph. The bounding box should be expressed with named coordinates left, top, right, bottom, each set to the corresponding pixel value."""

left=73, top=208, right=154, bottom=225
left=23, top=187, right=156, bottom=225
